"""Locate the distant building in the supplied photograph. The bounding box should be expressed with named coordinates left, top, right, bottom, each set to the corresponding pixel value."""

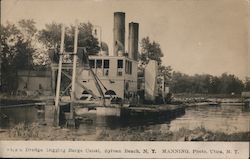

left=17, top=70, right=52, bottom=95
left=242, top=91, right=250, bottom=98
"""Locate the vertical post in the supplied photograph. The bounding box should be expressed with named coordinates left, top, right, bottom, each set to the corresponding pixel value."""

left=51, top=68, right=56, bottom=95
left=94, top=26, right=102, bottom=54
left=70, top=21, right=78, bottom=119
left=54, top=25, right=65, bottom=126
left=99, top=27, right=102, bottom=51
left=162, top=76, right=165, bottom=104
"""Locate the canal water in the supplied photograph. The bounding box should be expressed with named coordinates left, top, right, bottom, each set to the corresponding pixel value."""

left=1, top=104, right=249, bottom=135
left=75, top=105, right=250, bottom=139
left=163, top=105, right=250, bottom=133
left=0, top=106, right=44, bottom=128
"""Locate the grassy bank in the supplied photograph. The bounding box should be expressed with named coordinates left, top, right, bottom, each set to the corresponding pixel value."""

left=98, top=126, right=249, bottom=141
left=0, top=123, right=96, bottom=141
left=0, top=123, right=249, bottom=141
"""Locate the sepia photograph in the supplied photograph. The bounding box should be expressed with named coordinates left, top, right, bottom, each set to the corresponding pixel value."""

left=0, top=0, right=250, bottom=158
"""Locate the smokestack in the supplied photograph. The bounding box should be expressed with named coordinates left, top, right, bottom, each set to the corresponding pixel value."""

left=113, top=12, right=125, bottom=56
left=128, top=22, right=139, bottom=61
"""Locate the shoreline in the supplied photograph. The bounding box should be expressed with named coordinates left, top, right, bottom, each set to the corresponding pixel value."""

left=0, top=123, right=249, bottom=141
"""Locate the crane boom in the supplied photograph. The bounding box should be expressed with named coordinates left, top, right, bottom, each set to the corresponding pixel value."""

left=79, top=48, right=106, bottom=106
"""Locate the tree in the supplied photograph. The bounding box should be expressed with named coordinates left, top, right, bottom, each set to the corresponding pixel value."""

left=38, top=22, right=100, bottom=54
left=1, top=23, right=19, bottom=92
left=244, top=77, right=250, bottom=91
left=16, top=19, right=38, bottom=69
left=170, top=71, right=190, bottom=93
left=140, top=36, right=163, bottom=65
left=38, top=22, right=62, bottom=49
left=191, top=74, right=212, bottom=93
left=169, top=72, right=244, bottom=94
left=0, top=21, right=37, bottom=93
left=209, top=76, right=220, bottom=94
left=158, top=65, right=172, bottom=84
left=15, top=19, right=49, bottom=70
left=218, top=73, right=244, bottom=94
left=66, top=22, right=100, bottom=54
left=18, top=19, right=37, bottom=41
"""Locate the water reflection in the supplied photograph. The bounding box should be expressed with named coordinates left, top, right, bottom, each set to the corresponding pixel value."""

left=0, top=106, right=44, bottom=128
left=168, top=105, right=250, bottom=133
left=1, top=104, right=250, bottom=135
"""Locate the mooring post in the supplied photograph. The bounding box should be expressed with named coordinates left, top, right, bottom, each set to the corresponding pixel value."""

left=68, top=21, right=78, bottom=127
left=54, top=25, right=65, bottom=126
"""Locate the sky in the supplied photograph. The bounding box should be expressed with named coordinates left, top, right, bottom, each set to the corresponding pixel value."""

left=1, top=0, right=250, bottom=79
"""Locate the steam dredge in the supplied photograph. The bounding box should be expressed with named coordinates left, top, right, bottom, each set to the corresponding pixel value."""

left=49, top=12, right=185, bottom=126
left=1, top=12, right=185, bottom=127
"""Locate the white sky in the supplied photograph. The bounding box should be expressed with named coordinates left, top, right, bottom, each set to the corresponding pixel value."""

left=1, top=0, right=250, bottom=79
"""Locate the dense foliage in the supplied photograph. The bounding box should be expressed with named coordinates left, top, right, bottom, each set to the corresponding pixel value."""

left=140, top=36, right=163, bottom=65
left=170, top=72, right=246, bottom=94
left=0, top=20, right=37, bottom=93
left=38, top=22, right=100, bottom=54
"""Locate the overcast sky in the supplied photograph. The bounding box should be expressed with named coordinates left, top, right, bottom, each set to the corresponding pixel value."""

left=1, top=0, right=249, bottom=79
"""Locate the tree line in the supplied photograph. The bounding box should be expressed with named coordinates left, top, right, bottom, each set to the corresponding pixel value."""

left=170, top=72, right=250, bottom=94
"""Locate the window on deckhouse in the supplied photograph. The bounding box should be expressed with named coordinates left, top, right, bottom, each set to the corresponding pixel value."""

left=117, top=59, right=123, bottom=76
left=104, top=60, right=109, bottom=76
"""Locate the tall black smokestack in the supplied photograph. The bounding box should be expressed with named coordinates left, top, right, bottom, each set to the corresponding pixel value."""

left=113, top=12, right=125, bottom=56
left=128, top=22, right=139, bottom=60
